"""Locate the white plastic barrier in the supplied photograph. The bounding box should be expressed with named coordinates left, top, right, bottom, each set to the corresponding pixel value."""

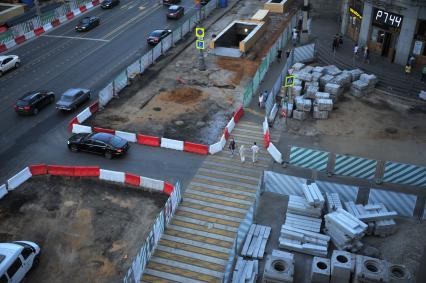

left=72, top=124, right=92, bottom=134
left=220, top=134, right=226, bottom=148
left=99, top=82, right=114, bottom=107
left=116, top=130, right=137, bottom=143
left=141, top=177, right=164, bottom=192
left=209, top=141, right=222, bottom=155
left=72, top=9, right=81, bottom=16
left=86, top=2, right=93, bottom=9
left=269, top=103, right=278, bottom=122
left=43, top=23, right=53, bottom=31
left=161, top=138, right=184, bottom=151
left=267, top=143, right=283, bottom=164
left=263, top=117, right=268, bottom=134
left=76, top=106, right=92, bottom=123
left=58, top=15, right=67, bottom=23
left=99, top=169, right=125, bottom=183
left=0, top=184, right=7, bottom=199
left=226, top=117, right=235, bottom=133
left=5, top=40, right=16, bottom=49
left=24, top=31, right=35, bottom=40
left=127, top=59, right=141, bottom=79
left=7, top=167, right=32, bottom=190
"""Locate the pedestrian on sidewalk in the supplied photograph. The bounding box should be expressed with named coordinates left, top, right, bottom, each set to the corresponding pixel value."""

left=405, top=64, right=412, bottom=76
left=251, top=142, right=259, bottom=164
left=239, top=144, right=246, bottom=163
left=363, top=46, right=370, bottom=64
left=258, top=92, right=263, bottom=108
left=229, top=138, right=236, bottom=155
left=277, top=49, right=282, bottom=62
left=339, top=35, right=343, bottom=46
left=422, top=66, right=426, bottom=82
left=292, top=28, right=298, bottom=46
left=353, top=44, right=359, bottom=57
left=335, top=34, right=340, bottom=49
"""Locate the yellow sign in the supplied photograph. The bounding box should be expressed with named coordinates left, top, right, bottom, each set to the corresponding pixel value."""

left=284, top=75, right=295, bottom=87
left=196, top=40, right=205, bottom=50
left=195, top=28, right=204, bottom=38
left=349, top=7, right=362, bottom=19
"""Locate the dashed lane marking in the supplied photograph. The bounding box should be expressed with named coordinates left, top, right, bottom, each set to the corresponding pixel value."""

left=41, top=34, right=110, bottom=42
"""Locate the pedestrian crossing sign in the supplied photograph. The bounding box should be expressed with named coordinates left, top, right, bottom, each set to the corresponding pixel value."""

left=196, top=40, right=205, bottom=50
left=284, top=75, right=296, bottom=87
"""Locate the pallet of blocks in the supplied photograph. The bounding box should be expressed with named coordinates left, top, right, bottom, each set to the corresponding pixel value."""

left=344, top=201, right=397, bottom=237
left=325, top=192, right=343, bottom=213
left=232, top=257, right=258, bottom=283
left=324, top=208, right=368, bottom=252
left=302, top=182, right=325, bottom=209
left=241, top=224, right=271, bottom=259
left=287, top=195, right=322, bottom=217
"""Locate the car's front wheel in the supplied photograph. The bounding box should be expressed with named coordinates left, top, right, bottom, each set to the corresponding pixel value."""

left=104, top=150, right=112, bottom=159
left=70, top=144, right=79, bottom=152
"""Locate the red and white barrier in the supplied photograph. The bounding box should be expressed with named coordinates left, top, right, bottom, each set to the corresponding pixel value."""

left=141, top=177, right=164, bottom=192
left=7, top=167, right=32, bottom=190
left=226, top=117, right=235, bottom=134
left=184, top=142, right=209, bottom=155
left=72, top=9, right=82, bottom=17
left=86, top=2, right=94, bottom=9
left=267, top=142, right=283, bottom=164
left=99, top=169, right=125, bottom=183
left=116, top=130, right=137, bottom=143
left=263, top=117, right=268, bottom=135
left=0, top=184, right=7, bottom=199
left=24, top=31, right=36, bottom=40
left=5, top=40, right=16, bottom=49
left=58, top=15, right=67, bottom=24
left=209, top=141, right=222, bottom=154
left=137, top=134, right=160, bottom=147
left=43, top=23, right=53, bottom=32
left=76, top=106, right=92, bottom=123
left=161, top=138, right=184, bottom=151
left=72, top=124, right=92, bottom=134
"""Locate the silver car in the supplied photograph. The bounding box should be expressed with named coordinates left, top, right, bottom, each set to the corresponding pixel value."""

left=56, top=88, right=91, bottom=111
left=0, top=55, right=20, bottom=77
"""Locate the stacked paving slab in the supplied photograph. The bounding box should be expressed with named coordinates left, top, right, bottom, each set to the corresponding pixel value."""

left=232, top=257, right=259, bottom=283
left=241, top=224, right=272, bottom=260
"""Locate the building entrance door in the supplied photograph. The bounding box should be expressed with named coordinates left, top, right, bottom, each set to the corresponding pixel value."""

left=381, top=32, right=392, bottom=57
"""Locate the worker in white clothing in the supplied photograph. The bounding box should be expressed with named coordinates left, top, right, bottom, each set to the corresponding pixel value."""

left=239, top=144, right=246, bottom=163
left=251, top=142, right=259, bottom=164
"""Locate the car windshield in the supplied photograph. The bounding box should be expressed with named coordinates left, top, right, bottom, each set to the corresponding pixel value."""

left=61, top=95, right=75, bottom=102
left=151, top=31, right=162, bottom=37
left=16, top=100, right=29, bottom=106
left=81, top=18, right=90, bottom=24
left=109, top=136, right=124, bottom=147
left=169, top=7, right=178, bottom=12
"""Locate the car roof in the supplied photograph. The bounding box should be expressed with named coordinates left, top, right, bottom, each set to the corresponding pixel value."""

left=0, top=243, right=23, bottom=274
left=19, top=91, right=41, bottom=101
left=0, top=55, right=13, bottom=60
left=62, top=88, right=87, bottom=96
left=169, top=5, right=180, bottom=9
left=90, top=132, right=114, bottom=142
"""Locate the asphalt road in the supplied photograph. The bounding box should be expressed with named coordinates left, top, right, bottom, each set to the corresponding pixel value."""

left=0, top=0, right=205, bottom=186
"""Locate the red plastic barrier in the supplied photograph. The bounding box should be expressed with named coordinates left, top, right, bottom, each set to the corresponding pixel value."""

left=92, top=0, right=100, bottom=5
left=34, top=27, right=44, bottom=36
left=47, top=165, right=75, bottom=176
left=125, top=173, right=140, bottom=186
left=137, top=134, right=160, bottom=147
left=233, top=106, right=244, bottom=123
left=79, top=6, right=87, bottom=13
left=93, top=127, right=115, bottom=134
left=51, top=19, right=60, bottom=27
left=29, top=164, right=47, bottom=175
left=163, top=182, right=174, bottom=195
left=89, top=101, right=99, bottom=114
left=74, top=166, right=100, bottom=177
left=66, top=12, right=74, bottom=20
left=184, top=142, right=208, bottom=155
left=263, top=130, right=270, bottom=148
left=0, top=44, right=7, bottom=53
left=224, top=127, right=229, bottom=140
left=14, top=35, right=25, bottom=44
left=68, top=117, right=79, bottom=132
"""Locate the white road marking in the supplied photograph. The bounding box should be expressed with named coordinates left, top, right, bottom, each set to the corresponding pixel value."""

left=41, top=34, right=110, bottom=42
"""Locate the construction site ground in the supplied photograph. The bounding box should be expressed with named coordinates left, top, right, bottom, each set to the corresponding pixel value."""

left=87, top=0, right=302, bottom=145
left=255, top=191, right=425, bottom=282
left=0, top=176, right=168, bottom=283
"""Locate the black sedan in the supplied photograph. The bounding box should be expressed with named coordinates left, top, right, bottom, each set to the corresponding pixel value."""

left=68, top=132, right=129, bottom=159
left=167, top=5, right=184, bottom=19
left=75, top=16, right=100, bottom=32
left=101, top=0, right=120, bottom=9
left=147, top=29, right=172, bottom=46
left=15, top=91, right=55, bottom=115
left=163, top=0, right=180, bottom=5
left=56, top=88, right=91, bottom=111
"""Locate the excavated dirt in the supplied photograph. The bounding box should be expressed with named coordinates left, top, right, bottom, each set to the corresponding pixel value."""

left=0, top=176, right=167, bottom=283
left=88, top=0, right=302, bottom=144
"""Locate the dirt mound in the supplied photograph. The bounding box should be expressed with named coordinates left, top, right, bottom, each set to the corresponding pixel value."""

left=159, top=87, right=204, bottom=104
left=216, top=57, right=259, bottom=85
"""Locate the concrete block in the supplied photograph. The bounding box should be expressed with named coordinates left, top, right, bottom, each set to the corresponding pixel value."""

left=320, top=74, right=335, bottom=89
left=292, top=109, right=306, bottom=121
left=331, top=250, right=353, bottom=281
left=325, top=83, right=343, bottom=96
left=312, top=71, right=323, bottom=82
left=313, top=66, right=325, bottom=73
left=311, top=257, right=331, bottom=283
left=301, top=66, right=314, bottom=73
left=388, top=263, right=412, bottom=283
left=292, top=62, right=305, bottom=71
left=353, top=255, right=389, bottom=283
left=263, top=253, right=294, bottom=283
left=324, top=65, right=342, bottom=76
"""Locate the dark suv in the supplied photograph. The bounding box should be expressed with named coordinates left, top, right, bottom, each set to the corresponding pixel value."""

left=15, top=91, right=55, bottom=115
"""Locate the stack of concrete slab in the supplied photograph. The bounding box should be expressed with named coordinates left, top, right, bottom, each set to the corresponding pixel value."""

left=311, top=256, right=331, bottom=283
left=320, top=74, right=335, bottom=89
left=301, top=65, right=314, bottom=73
left=360, top=73, right=378, bottom=87
left=330, top=250, right=355, bottom=283
left=313, top=107, right=329, bottom=120
left=232, top=257, right=258, bottom=283
left=279, top=225, right=329, bottom=257
left=288, top=195, right=322, bottom=217
left=312, top=71, right=323, bottom=82
left=302, top=183, right=325, bottom=208
left=313, top=66, right=325, bottom=73
left=331, top=72, right=352, bottom=89
left=347, top=69, right=364, bottom=82
left=295, top=96, right=312, bottom=111
left=344, top=202, right=397, bottom=237
left=350, top=80, right=372, bottom=97
left=306, top=85, right=320, bottom=99
left=315, top=92, right=331, bottom=99
left=284, top=213, right=322, bottom=233
left=325, top=192, right=343, bottom=213
left=315, top=98, right=333, bottom=111
left=324, top=208, right=368, bottom=252
left=241, top=224, right=271, bottom=259
left=324, top=65, right=342, bottom=76
left=262, top=250, right=294, bottom=283
left=297, top=72, right=313, bottom=82
left=292, top=62, right=305, bottom=71
left=292, top=110, right=306, bottom=121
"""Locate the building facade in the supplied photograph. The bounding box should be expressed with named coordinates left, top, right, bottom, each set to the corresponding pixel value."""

left=341, top=0, right=426, bottom=66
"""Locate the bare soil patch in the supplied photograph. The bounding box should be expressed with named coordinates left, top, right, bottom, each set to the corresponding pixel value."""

left=0, top=176, right=168, bottom=283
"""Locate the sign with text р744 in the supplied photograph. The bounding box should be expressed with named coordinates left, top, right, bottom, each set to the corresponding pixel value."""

left=196, top=40, right=205, bottom=50
left=196, top=27, right=204, bottom=38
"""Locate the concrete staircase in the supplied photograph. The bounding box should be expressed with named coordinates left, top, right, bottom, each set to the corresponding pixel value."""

left=141, top=120, right=279, bottom=283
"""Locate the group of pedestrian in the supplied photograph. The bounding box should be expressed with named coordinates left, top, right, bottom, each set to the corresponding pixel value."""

left=353, top=43, right=370, bottom=64
left=229, top=138, right=259, bottom=164
left=332, top=33, right=343, bottom=53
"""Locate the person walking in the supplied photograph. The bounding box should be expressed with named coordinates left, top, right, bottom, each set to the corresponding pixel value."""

left=251, top=142, right=259, bottom=164
left=292, top=28, right=298, bottom=46
left=353, top=43, right=359, bottom=57
left=405, top=64, right=412, bottom=76
left=258, top=92, right=263, bottom=108
left=239, top=144, right=246, bottom=163
left=339, top=35, right=343, bottom=46
left=332, top=37, right=337, bottom=53
left=363, top=46, right=370, bottom=64
left=277, top=49, right=282, bottom=62
left=229, top=138, right=236, bottom=156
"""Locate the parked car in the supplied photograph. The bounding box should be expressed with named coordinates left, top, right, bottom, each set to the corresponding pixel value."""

left=167, top=5, right=184, bottom=19
left=56, top=88, right=90, bottom=111
left=67, top=132, right=129, bottom=159
left=163, top=0, right=180, bottom=5
left=146, top=29, right=172, bottom=46
left=75, top=16, right=100, bottom=32
left=201, top=0, right=210, bottom=6
left=101, top=0, right=120, bottom=9
left=0, top=241, right=40, bottom=283
left=15, top=91, right=55, bottom=115
left=0, top=55, right=20, bottom=77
